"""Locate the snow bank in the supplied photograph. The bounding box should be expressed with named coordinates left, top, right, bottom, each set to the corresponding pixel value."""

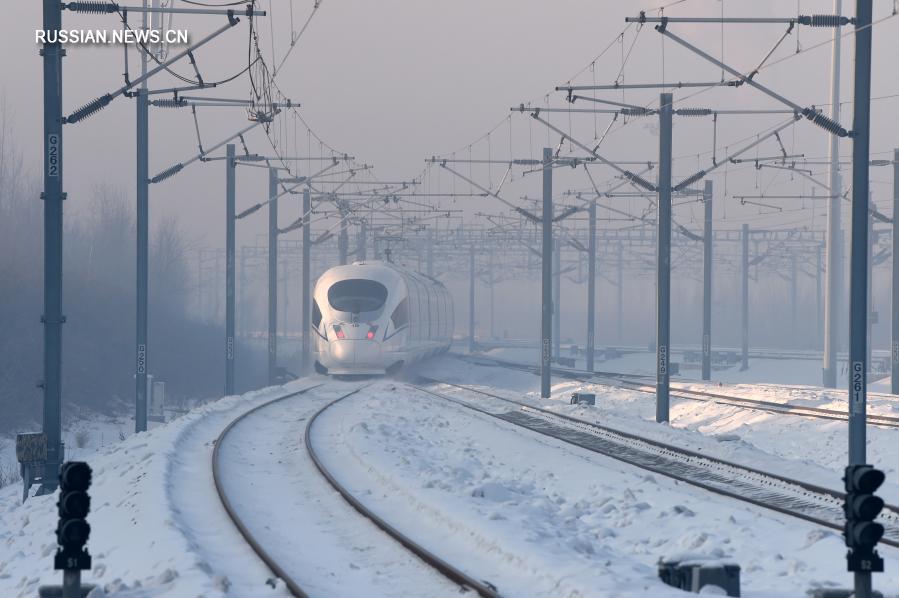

left=314, top=380, right=899, bottom=596
left=0, top=383, right=307, bottom=597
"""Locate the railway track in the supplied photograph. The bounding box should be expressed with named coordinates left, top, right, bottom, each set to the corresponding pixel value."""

left=306, top=392, right=501, bottom=598
left=413, top=377, right=899, bottom=550
left=460, top=353, right=899, bottom=429
left=212, top=382, right=500, bottom=598
left=212, top=383, right=325, bottom=598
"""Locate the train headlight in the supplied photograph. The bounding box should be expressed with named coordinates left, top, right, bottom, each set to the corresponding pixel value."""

left=333, top=325, right=346, bottom=340
left=366, top=324, right=379, bottom=340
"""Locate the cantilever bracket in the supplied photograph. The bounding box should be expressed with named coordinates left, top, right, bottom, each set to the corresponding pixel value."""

left=654, top=25, right=849, bottom=137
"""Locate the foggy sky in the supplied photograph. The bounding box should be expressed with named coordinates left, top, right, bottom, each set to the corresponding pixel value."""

left=2, top=0, right=898, bottom=249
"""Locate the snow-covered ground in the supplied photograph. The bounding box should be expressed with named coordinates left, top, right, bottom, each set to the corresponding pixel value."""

left=215, top=381, right=462, bottom=597
left=0, top=410, right=143, bottom=494
left=460, top=349, right=899, bottom=503
left=320, top=381, right=891, bottom=596
left=480, top=345, right=856, bottom=387
left=1, top=352, right=897, bottom=597
left=0, top=400, right=206, bottom=496
left=0, top=383, right=317, bottom=597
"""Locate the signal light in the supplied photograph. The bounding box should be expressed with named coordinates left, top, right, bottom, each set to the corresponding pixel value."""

left=843, top=464, right=885, bottom=573
left=55, top=461, right=92, bottom=571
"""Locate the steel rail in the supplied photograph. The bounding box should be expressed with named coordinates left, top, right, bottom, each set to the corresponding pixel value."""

left=305, top=392, right=502, bottom=598
left=600, top=374, right=899, bottom=427
left=412, top=378, right=899, bottom=549
left=212, top=383, right=327, bottom=598
left=461, top=353, right=899, bottom=428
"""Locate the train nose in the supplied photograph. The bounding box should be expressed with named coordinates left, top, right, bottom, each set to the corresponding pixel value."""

left=353, top=340, right=381, bottom=365
left=330, top=340, right=353, bottom=362
left=328, top=339, right=382, bottom=366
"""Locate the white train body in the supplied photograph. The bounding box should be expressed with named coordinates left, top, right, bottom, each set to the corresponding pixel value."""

left=312, top=261, right=454, bottom=375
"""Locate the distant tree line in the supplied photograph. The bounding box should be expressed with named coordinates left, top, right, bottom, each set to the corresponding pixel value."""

left=0, top=105, right=258, bottom=432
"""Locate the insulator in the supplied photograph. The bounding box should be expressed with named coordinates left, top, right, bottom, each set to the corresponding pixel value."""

left=65, top=2, right=120, bottom=13
left=150, top=163, right=183, bottom=184
left=625, top=171, right=656, bottom=192
left=236, top=203, right=263, bottom=219
left=153, top=99, right=187, bottom=108
left=65, top=94, right=112, bottom=124
left=675, top=108, right=712, bottom=117
left=798, top=14, right=850, bottom=27
left=514, top=207, right=541, bottom=223
left=675, top=171, right=707, bottom=191
left=621, top=107, right=651, bottom=117
left=802, top=108, right=849, bottom=137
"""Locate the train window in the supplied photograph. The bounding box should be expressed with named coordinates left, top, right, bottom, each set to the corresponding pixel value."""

left=327, top=279, right=388, bottom=313
left=312, top=299, right=322, bottom=328
left=391, top=298, right=409, bottom=329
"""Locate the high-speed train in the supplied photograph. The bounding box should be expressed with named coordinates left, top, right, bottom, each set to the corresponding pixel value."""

left=312, top=261, right=454, bottom=375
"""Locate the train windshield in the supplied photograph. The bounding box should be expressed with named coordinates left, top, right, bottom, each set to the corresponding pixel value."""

left=328, top=279, right=388, bottom=313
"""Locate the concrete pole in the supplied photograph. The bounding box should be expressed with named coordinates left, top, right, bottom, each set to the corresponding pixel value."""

left=867, top=210, right=874, bottom=368
left=849, top=7, right=873, bottom=595
left=215, top=252, right=222, bottom=322
left=817, top=243, right=824, bottom=349
left=238, top=249, right=245, bottom=339
left=791, top=253, right=798, bottom=341
left=553, top=237, right=561, bottom=358
left=338, top=213, right=349, bottom=265
left=135, top=88, right=149, bottom=433
left=267, top=168, right=278, bottom=385
left=282, top=256, right=289, bottom=339
left=133, top=1, right=151, bottom=433
left=468, top=248, right=476, bottom=352
left=702, top=181, right=713, bottom=381
left=587, top=200, right=597, bottom=372
left=40, top=0, right=65, bottom=492
left=892, top=149, right=899, bottom=394
left=617, top=241, right=624, bottom=343
left=541, top=148, right=553, bottom=398
left=849, top=0, right=872, bottom=465
left=426, top=229, right=434, bottom=277
left=224, top=145, right=236, bottom=395
left=823, top=0, right=844, bottom=389
left=656, top=93, right=673, bottom=423
left=741, top=224, right=750, bottom=371
left=359, top=219, right=368, bottom=261
left=489, top=249, right=495, bottom=339
left=302, top=189, right=312, bottom=373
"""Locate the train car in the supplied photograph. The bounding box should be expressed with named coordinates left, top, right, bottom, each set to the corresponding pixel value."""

left=312, top=261, right=454, bottom=375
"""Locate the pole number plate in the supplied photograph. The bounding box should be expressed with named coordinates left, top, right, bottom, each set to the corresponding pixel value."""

left=47, top=134, right=60, bottom=177
left=227, top=337, right=234, bottom=360
left=137, top=343, right=147, bottom=375
left=659, top=344, right=668, bottom=376
left=851, top=361, right=864, bottom=414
